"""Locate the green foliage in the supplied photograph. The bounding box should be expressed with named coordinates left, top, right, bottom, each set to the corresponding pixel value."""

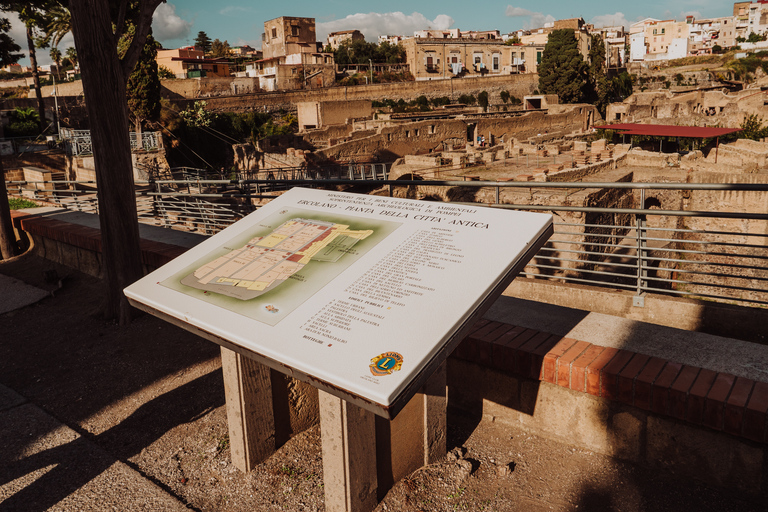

left=194, top=31, right=212, bottom=54
left=168, top=109, right=297, bottom=168
left=158, top=65, right=175, bottom=79
left=586, top=34, right=609, bottom=113
left=122, top=32, right=161, bottom=126
left=747, top=32, right=767, bottom=43
left=6, top=107, right=40, bottom=137
left=210, top=38, right=230, bottom=58
left=0, top=17, right=22, bottom=67
left=179, top=101, right=215, bottom=128
left=675, top=73, right=684, bottom=85
left=8, top=197, right=38, bottom=209
left=726, top=52, right=768, bottom=82
left=499, top=90, right=510, bottom=103
left=64, top=46, right=76, bottom=67
left=414, top=95, right=430, bottom=111
left=712, top=44, right=723, bottom=54
left=430, top=96, right=451, bottom=107
left=334, top=39, right=405, bottom=65
left=505, top=36, right=521, bottom=45
left=457, top=93, right=476, bottom=105
left=739, top=114, right=768, bottom=140
left=538, top=29, right=588, bottom=103
left=477, top=91, right=489, bottom=112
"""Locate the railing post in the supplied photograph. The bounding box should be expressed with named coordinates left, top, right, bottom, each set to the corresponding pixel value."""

left=634, top=189, right=647, bottom=308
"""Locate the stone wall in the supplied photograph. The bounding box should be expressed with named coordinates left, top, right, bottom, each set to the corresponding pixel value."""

left=190, top=74, right=539, bottom=114
left=161, top=77, right=261, bottom=100
left=317, top=118, right=468, bottom=162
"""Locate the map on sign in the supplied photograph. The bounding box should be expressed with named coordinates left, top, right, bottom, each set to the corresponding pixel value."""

left=180, top=218, right=374, bottom=300
left=161, top=209, right=401, bottom=326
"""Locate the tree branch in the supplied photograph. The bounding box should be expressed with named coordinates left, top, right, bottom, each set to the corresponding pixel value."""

left=119, top=0, right=163, bottom=81
left=112, top=0, right=128, bottom=46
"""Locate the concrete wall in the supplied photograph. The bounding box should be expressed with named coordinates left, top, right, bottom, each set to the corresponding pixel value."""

left=449, top=358, right=766, bottom=497
left=296, top=100, right=372, bottom=130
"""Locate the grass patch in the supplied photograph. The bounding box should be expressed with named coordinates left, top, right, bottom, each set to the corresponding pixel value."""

left=8, top=197, right=38, bottom=210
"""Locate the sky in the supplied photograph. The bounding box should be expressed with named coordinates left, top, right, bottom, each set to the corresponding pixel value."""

left=6, top=0, right=730, bottom=67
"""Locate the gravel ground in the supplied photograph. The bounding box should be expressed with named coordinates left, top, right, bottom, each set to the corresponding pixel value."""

left=0, top=254, right=763, bottom=512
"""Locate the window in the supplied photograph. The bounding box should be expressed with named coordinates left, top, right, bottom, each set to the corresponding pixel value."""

left=493, top=56, right=499, bottom=71
left=426, top=55, right=433, bottom=68
left=451, top=56, right=458, bottom=63
left=292, top=26, right=300, bottom=36
left=414, top=129, right=419, bottom=136
left=653, top=29, right=657, bottom=35
left=536, top=51, right=542, bottom=64
left=271, top=28, right=277, bottom=38
left=405, top=131, right=410, bottom=137
left=661, top=28, right=665, bottom=34
left=474, top=56, right=481, bottom=64
left=429, top=125, right=435, bottom=134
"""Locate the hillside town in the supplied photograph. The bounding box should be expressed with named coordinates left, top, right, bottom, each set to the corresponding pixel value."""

left=2, top=1, right=768, bottom=512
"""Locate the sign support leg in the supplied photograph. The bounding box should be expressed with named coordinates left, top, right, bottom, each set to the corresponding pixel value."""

left=319, top=390, right=378, bottom=512
left=221, top=347, right=276, bottom=472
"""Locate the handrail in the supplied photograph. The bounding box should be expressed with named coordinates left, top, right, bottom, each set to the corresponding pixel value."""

left=6, top=176, right=768, bottom=308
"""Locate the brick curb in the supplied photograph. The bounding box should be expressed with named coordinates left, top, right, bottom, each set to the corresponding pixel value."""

left=459, top=319, right=768, bottom=445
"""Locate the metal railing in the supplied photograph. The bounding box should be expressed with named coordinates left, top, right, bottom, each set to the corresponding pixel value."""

left=6, top=176, right=768, bottom=308
left=60, top=130, right=161, bottom=156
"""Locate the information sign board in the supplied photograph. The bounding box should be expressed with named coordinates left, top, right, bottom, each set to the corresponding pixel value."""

left=125, top=188, right=552, bottom=417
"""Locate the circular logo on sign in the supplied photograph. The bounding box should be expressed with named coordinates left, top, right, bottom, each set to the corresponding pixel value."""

left=370, top=352, right=404, bottom=376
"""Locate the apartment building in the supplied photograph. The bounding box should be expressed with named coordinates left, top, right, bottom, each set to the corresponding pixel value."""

left=734, top=1, right=768, bottom=38
left=156, top=47, right=231, bottom=78
left=400, top=37, right=544, bottom=80
left=687, top=16, right=736, bottom=53
left=327, top=30, right=364, bottom=50
left=629, top=18, right=690, bottom=61
left=248, top=16, right=335, bottom=91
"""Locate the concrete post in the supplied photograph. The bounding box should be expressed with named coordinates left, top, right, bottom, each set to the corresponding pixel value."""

left=319, top=362, right=447, bottom=511
left=221, top=347, right=276, bottom=472
left=319, top=391, right=378, bottom=512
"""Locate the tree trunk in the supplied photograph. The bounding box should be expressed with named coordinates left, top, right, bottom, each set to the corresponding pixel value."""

left=69, top=0, right=143, bottom=324
left=25, top=25, right=45, bottom=133
left=0, top=159, right=19, bottom=260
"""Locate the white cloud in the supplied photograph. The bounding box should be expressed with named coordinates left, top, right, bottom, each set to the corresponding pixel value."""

left=152, top=2, right=192, bottom=42
left=219, top=6, right=256, bottom=16
left=316, top=12, right=455, bottom=42
left=505, top=6, right=535, bottom=17
left=590, top=12, right=630, bottom=29
left=504, top=5, right=554, bottom=30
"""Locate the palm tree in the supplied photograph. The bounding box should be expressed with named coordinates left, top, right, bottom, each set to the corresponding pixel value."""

left=49, top=45, right=61, bottom=79
left=64, top=45, right=76, bottom=73
left=41, top=3, right=70, bottom=48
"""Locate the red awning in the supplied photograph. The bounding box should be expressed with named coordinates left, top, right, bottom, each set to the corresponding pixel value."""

left=594, top=123, right=741, bottom=138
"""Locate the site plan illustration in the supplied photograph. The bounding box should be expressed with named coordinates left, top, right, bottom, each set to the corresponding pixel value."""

left=160, top=207, right=400, bottom=326
left=180, top=218, right=374, bottom=300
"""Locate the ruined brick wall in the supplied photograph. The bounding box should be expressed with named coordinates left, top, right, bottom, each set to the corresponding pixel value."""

left=475, top=105, right=599, bottom=143
left=317, top=119, right=467, bottom=161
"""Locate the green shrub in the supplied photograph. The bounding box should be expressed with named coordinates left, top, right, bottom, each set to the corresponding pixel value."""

left=8, top=198, right=38, bottom=209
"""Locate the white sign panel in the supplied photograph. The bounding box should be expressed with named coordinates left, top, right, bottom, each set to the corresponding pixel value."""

left=125, top=188, right=552, bottom=417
